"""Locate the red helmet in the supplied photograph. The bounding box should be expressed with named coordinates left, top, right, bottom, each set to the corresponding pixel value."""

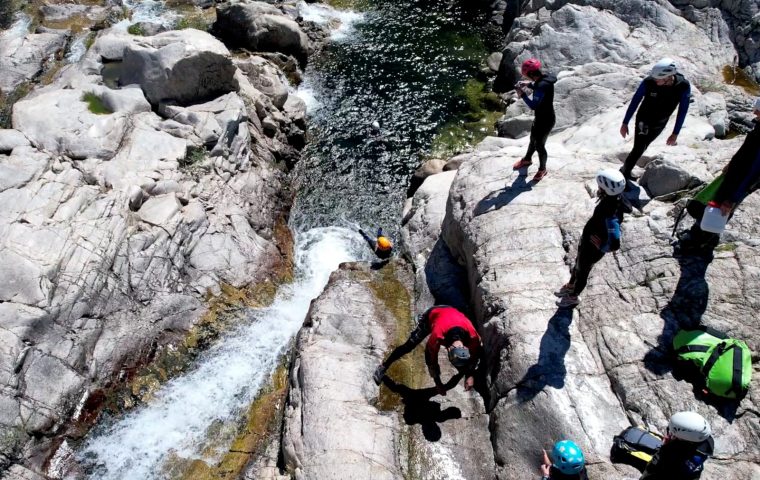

left=521, top=58, right=541, bottom=76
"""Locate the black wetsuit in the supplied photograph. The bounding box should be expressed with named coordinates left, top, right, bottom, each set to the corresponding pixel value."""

left=621, top=74, right=691, bottom=179
left=360, top=228, right=392, bottom=259
left=521, top=73, right=557, bottom=170
left=543, top=466, right=589, bottom=480
left=683, top=120, right=760, bottom=249
left=640, top=437, right=713, bottom=480
left=570, top=194, right=631, bottom=296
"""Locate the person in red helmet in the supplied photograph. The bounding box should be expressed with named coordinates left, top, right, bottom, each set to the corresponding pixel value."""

left=373, top=305, right=481, bottom=395
left=513, top=58, right=557, bottom=182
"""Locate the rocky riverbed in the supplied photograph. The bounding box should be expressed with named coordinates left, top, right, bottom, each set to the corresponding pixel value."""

left=2, top=0, right=760, bottom=479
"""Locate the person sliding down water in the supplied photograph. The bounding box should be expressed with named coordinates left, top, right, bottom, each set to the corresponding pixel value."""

left=620, top=58, right=691, bottom=182
left=373, top=305, right=481, bottom=395
left=513, top=58, right=557, bottom=183
left=359, top=227, right=393, bottom=260
left=555, top=169, right=632, bottom=308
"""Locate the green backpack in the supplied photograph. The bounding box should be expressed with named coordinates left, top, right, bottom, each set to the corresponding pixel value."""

left=673, top=327, right=752, bottom=399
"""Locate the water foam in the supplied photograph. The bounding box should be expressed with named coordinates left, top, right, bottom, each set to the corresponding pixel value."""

left=65, top=33, right=88, bottom=64
left=298, top=1, right=363, bottom=41
left=75, top=227, right=363, bottom=479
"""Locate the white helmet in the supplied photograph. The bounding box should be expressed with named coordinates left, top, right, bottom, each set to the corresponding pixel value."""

left=596, top=168, right=626, bottom=196
left=667, top=411, right=712, bottom=443
left=650, top=58, right=678, bottom=79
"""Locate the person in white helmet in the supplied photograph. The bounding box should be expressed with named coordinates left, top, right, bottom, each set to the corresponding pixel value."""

left=619, top=58, right=691, bottom=181
left=640, top=411, right=714, bottom=479
left=555, top=169, right=632, bottom=307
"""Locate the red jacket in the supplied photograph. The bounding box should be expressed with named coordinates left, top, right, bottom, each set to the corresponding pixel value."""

left=424, top=307, right=481, bottom=375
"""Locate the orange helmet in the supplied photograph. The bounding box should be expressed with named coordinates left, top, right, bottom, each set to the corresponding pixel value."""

left=377, top=236, right=392, bottom=251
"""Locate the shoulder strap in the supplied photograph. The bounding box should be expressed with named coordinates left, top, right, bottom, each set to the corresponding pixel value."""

left=675, top=344, right=710, bottom=355
left=726, top=344, right=746, bottom=396
left=693, top=325, right=728, bottom=339
left=701, top=342, right=729, bottom=377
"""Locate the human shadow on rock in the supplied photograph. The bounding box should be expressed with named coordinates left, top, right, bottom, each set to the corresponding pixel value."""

left=474, top=173, right=533, bottom=217
left=515, top=308, right=574, bottom=403
left=424, top=238, right=470, bottom=313
left=382, top=375, right=463, bottom=442
left=644, top=250, right=712, bottom=376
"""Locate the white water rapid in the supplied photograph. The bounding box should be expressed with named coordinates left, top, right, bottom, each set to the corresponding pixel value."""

left=73, top=227, right=365, bottom=479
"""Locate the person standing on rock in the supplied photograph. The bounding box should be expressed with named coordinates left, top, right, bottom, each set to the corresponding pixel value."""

left=373, top=305, right=481, bottom=395
left=640, top=411, right=713, bottom=479
left=619, top=58, right=691, bottom=181
left=513, top=58, right=557, bottom=183
left=678, top=97, right=760, bottom=253
left=359, top=227, right=393, bottom=260
left=555, top=169, right=631, bottom=308
left=539, top=440, right=588, bottom=480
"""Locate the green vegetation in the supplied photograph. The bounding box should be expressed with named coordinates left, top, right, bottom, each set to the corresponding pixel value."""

left=325, top=0, right=372, bottom=10
left=0, top=0, right=23, bottom=29
left=722, top=65, right=760, bottom=96
left=0, top=82, right=32, bottom=129
left=429, top=78, right=503, bottom=158
left=366, top=263, right=423, bottom=411
left=181, top=146, right=207, bottom=170
left=82, top=92, right=112, bottom=115
left=160, top=364, right=290, bottom=480
left=127, top=23, right=146, bottom=36
left=715, top=242, right=737, bottom=253
left=174, top=12, right=212, bottom=31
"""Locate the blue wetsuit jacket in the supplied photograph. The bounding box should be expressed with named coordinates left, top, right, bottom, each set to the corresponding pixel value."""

left=623, top=73, right=691, bottom=134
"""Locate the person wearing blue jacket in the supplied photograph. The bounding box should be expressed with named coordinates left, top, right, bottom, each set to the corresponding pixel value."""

left=513, top=58, right=557, bottom=182
left=556, top=169, right=631, bottom=308
left=620, top=58, right=691, bottom=181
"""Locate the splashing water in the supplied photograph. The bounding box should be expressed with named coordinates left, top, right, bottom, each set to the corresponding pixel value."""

left=298, top=1, right=364, bottom=41
left=74, top=227, right=364, bottom=479
left=66, top=33, right=89, bottom=64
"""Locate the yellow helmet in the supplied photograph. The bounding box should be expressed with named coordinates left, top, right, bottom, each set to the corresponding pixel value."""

left=377, top=236, right=392, bottom=251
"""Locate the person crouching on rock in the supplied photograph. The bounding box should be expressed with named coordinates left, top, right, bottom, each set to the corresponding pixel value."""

left=678, top=97, right=760, bottom=253
left=555, top=169, right=631, bottom=308
left=373, top=305, right=481, bottom=395
left=513, top=57, right=557, bottom=183
left=619, top=58, right=691, bottom=182
left=540, top=440, right=588, bottom=480
left=359, top=227, right=393, bottom=260
left=640, top=411, right=713, bottom=479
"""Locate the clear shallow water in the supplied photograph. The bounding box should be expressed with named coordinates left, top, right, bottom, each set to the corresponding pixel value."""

left=291, top=0, right=493, bottom=230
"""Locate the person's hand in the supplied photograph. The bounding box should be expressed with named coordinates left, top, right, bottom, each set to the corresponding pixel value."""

left=620, top=124, right=629, bottom=138
left=666, top=133, right=678, bottom=146
left=590, top=234, right=602, bottom=249
left=433, top=376, right=447, bottom=396
left=464, top=376, right=474, bottom=391
left=542, top=449, right=551, bottom=465
left=719, top=200, right=735, bottom=216
left=540, top=463, right=551, bottom=476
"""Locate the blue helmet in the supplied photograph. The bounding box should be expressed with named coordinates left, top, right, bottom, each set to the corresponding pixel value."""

left=552, top=440, right=585, bottom=475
